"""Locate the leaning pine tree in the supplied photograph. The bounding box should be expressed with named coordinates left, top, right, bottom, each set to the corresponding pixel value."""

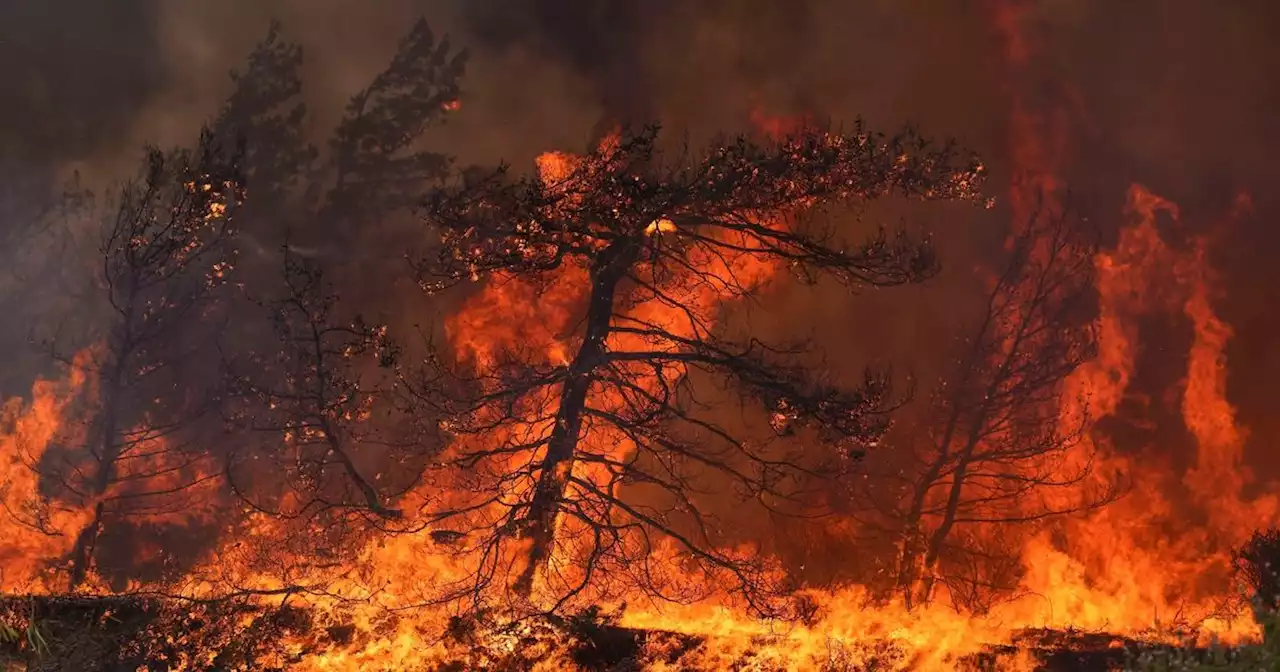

left=409, top=123, right=988, bottom=615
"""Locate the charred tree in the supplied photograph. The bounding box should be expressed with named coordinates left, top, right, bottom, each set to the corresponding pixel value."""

left=213, top=18, right=468, bottom=323
left=893, top=199, right=1119, bottom=609
left=408, top=124, right=988, bottom=613
left=41, top=23, right=323, bottom=588
left=21, top=23, right=315, bottom=589
left=52, top=133, right=245, bottom=589
left=41, top=16, right=464, bottom=592
left=221, top=247, right=422, bottom=524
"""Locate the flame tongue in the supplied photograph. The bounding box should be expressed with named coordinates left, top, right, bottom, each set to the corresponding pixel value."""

left=0, top=348, right=96, bottom=592
left=1001, top=183, right=1267, bottom=644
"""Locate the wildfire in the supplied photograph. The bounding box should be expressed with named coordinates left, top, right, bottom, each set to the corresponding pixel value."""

left=272, top=134, right=1267, bottom=671
left=0, top=5, right=1274, bottom=670
left=992, top=183, right=1266, bottom=644
left=2, top=103, right=1270, bottom=672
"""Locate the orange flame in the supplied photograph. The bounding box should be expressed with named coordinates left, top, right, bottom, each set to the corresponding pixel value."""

left=0, top=349, right=96, bottom=592
left=5, top=26, right=1270, bottom=665
left=182, top=106, right=1272, bottom=671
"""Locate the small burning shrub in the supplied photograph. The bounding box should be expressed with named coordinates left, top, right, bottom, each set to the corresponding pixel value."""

left=1237, top=528, right=1280, bottom=618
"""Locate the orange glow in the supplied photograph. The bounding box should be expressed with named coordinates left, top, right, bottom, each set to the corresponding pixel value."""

left=0, top=348, right=96, bottom=592
left=1, top=174, right=1265, bottom=672
left=10, top=126, right=1258, bottom=672
left=254, top=122, right=1269, bottom=669
left=1004, top=184, right=1264, bottom=644
left=749, top=98, right=813, bottom=140
left=644, top=218, right=676, bottom=236
left=3, top=10, right=1274, bottom=666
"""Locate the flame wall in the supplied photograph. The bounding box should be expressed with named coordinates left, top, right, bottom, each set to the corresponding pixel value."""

left=2, top=1, right=1280, bottom=664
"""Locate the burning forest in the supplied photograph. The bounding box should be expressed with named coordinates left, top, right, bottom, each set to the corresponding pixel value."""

left=1, top=0, right=1279, bottom=670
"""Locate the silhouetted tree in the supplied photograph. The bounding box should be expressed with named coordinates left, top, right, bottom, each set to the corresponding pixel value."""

left=16, top=23, right=322, bottom=589
left=214, top=18, right=467, bottom=271
left=1238, top=528, right=1280, bottom=615
left=891, top=199, right=1119, bottom=609
left=321, top=19, right=467, bottom=254
left=11, top=15, right=466, bottom=591
left=210, top=21, right=318, bottom=231
left=221, top=246, right=420, bottom=524
left=407, top=124, right=987, bottom=614
left=210, top=19, right=464, bottom=531
left=36, top=21, right=334, bottom=587
left=51, top=131, right=245, bottom=589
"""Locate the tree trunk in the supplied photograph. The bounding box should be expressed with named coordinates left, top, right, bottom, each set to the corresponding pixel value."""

left=513, top=238, right=638, bottom=596
left=69, top=280, right=138, bottom=590
left=896, top=388, right=972, bottom=607
left=68, top=362, right=124, bottom=590
left=324, top=424, right=401, bottom=519
left=897, top=433, right=955, bottom=606
left=913, top=430, right=982, bottom=606
left=895, top=307, right=997, bottom=607
left=908, top=297, right=1036, bottom=606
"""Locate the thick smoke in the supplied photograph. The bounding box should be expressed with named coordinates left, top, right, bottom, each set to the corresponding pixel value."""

left=0, top=0, right=163, bottom=174
left=3, top=1, right=1280, bottom=475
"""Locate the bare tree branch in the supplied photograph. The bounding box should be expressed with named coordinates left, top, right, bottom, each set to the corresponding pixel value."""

left=890, top=195, right=1123, bottom=610
left=405, top=123, right=987, bottom=615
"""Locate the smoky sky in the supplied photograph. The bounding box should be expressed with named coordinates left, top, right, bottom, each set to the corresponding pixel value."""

left=0, top=0, right=163, bottom=171
left=455, top=0, right=820, bottom=121
left=3, top=0, right=1280, bottom=470
left=458, top=0, right=661, bottom=118
left=5, top=1, right=1279, bottom=184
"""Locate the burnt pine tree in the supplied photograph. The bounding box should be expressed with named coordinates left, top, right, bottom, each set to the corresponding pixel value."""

left=221, top=246, right=415, bottom=524
left=57, top=132, right=244, bottom=589
left=209, top=18, right=465, bottom=269
left=893, top=199, right=1119, bottom=609
left=409, top=124, right=988, bottom=613
left=19, top=16, right=461, bottom=591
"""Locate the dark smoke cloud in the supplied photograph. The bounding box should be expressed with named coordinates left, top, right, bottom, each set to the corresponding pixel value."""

left=8, top=1, right=1278, bottom=202
left=454, top=0, right=821, bottom=122
left=0, top=0, right=163, bottom=171
left=457, top=0, right=663, bottom=119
